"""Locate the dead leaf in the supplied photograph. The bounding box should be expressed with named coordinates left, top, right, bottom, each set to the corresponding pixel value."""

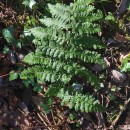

left=114, top=33, right=129, bottom=43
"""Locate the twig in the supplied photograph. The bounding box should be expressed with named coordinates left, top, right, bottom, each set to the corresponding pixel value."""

left=23, top=124, right=59, bottom=130
left=0, top=70, right=21, bottom=78
left=100, top=2, right=107, bottom=17
left=110, top=98, right=130, bottom=129
left=40, top=112, right=51, bottom=125
left=96, top=112, right=106, bottom=129
left=23, top=120, right=65, bottom=130
left=37, top=112, right=49, bottom=125
left=38, top=92, right=45, bottom=97
left=0, top=73, right=10, bottom=78
left=37, top=113, right=51, bottom=130
left=51, top=110, right=57, bottom=125
left=65, top=124, right=71, bottom=130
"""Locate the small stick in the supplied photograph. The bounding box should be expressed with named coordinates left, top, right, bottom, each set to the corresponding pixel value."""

left=51, top=110, right=57, bottom=125
left=24, top=125, right=56, bottom=130
left=37, top=113, right=51, bottom=130
left=24, top=121, right=64, bottom=130
left=40, top=112, right=51, bottom=125
left=0, top=73, right=10, bottom=78
left=110, top=98, right=130, bottom=129
left=0, top=70, right=21, bottom=78
left=96, top=112, right=106, bottom=129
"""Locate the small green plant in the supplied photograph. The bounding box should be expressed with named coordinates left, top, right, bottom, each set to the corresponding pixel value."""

left=2, top=26, right=22, bottom=50
left=120, top=54, right=130, bottom=72
left=11, top=0, right=105, bottom=112
left=105, top=12, right=115, bottom=22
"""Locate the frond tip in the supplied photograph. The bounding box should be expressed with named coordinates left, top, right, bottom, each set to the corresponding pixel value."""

left=58, top=88, right=105, bottom=112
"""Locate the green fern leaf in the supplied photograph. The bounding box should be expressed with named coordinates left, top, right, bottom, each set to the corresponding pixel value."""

left=20, top=0, right=105, bottom=113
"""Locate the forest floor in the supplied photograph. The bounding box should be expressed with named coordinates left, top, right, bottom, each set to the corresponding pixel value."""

left=0, top=33, right=130, bottom=130
left=0, top=0, right=130, bottom=130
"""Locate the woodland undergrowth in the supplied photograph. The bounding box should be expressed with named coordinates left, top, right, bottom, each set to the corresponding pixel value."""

left=0, top=0, right=130, bottom=129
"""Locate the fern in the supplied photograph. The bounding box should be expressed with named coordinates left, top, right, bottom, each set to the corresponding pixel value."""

left=58, top=88, right=104, bottom=112
left=19, top=0, right=105, bottom=112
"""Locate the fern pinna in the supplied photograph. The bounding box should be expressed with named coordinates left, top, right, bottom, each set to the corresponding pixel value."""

left=20, top=0, right=105, bottom=112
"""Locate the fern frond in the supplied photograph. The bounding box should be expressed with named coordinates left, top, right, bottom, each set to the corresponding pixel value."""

left=73, top=0, right=95, bottom=6
left=48, top=3, right=70, bottom=15
left=40, top=18, right=69, bottom=29
left=57, top=88, right=104, bottom=112
left=75, top=35, right=105, bottom=49
left=22, top=1, right=104, bottom=87
left=30, top=27, right=47, bottom=39
left=19, top=0, right=105, bottom=113
left=23, top=52, right=100, bottom=87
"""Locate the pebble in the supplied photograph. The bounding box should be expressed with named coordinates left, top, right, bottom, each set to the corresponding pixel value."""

left=112, top=70, right=126, bottom=84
